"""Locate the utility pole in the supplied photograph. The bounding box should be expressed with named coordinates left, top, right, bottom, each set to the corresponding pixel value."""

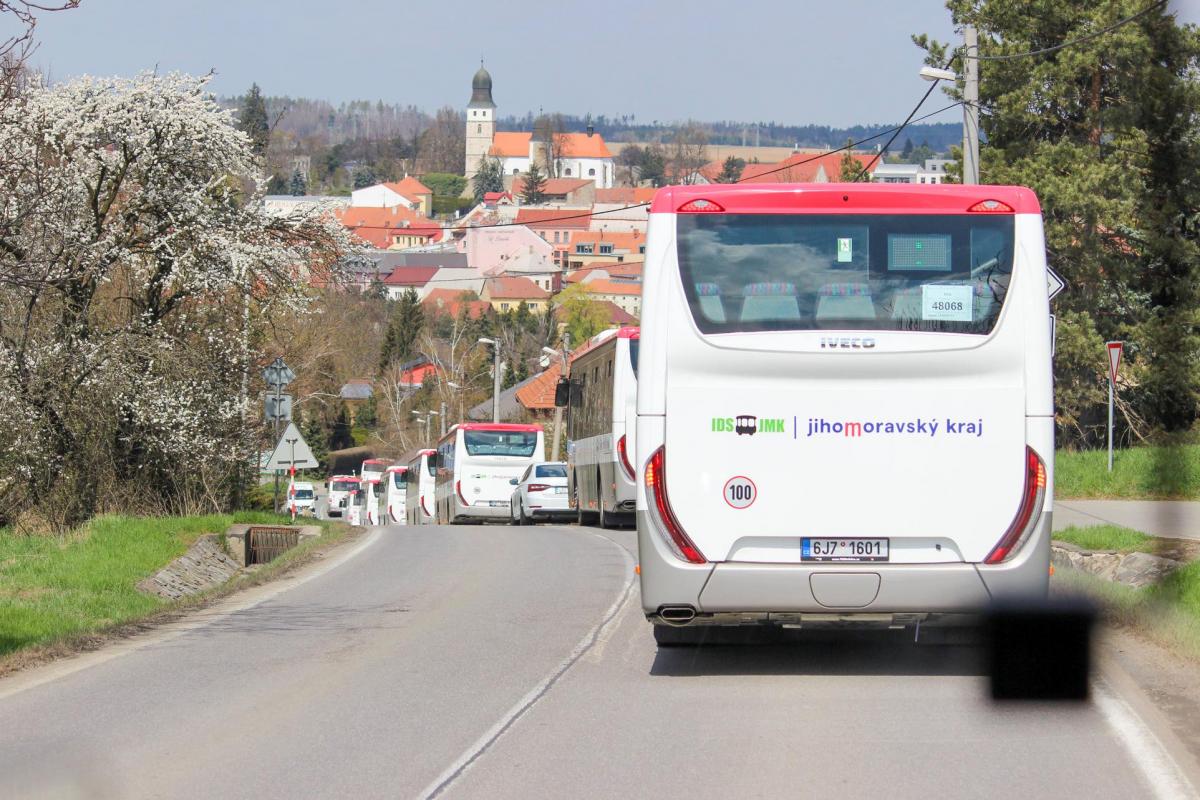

left=547, top=332, right=570, bottom=461
left=477, top=337, right=502, bottom=423
left=439, top=401, right=447, bottom=436
left=962, top=24, right=980, bottom=185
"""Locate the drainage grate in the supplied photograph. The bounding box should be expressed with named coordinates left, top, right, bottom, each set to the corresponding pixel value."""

left=246, top=526, right=300, bottom=565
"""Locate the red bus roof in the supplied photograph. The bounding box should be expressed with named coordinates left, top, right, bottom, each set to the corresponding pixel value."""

left=417, top=448, right=436, bottom=456
left=361, top=458, right=393, bottom=466
left=330, top=475, right=360, bottom=482
left=383, top=465, right=408, bottom=473
left=455, top=423, right=542, bottom=432
left=650, top=183, right=1041, bottom=215
left=617, top=326, right=640, bottom=339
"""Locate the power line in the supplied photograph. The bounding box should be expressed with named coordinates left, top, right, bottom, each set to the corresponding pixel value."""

left=961, top=0, right=1166, bottom=62
left=854, top=82, right=944, bottom=182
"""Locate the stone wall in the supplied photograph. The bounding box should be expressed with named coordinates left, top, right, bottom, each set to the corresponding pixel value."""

left=136, top=535, right=241, bottom=600
left=1051, top=541, right=1182, bottom=589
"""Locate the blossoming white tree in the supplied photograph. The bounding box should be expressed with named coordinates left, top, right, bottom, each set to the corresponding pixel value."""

left=0, top=72, right=357, bottom=527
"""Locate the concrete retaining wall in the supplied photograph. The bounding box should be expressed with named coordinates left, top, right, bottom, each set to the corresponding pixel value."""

left=136, top=535, right=241, bottom=600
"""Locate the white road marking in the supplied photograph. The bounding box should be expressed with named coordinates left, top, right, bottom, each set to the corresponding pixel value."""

left=0, top=525, right=385, bottom=702
left=1094, top=680, right=1198, bottom=800
left=418, top=531, right=637, bottom=800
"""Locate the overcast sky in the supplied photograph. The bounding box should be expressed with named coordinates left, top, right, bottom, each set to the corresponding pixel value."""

left=18, top=0, right=1200, bottom=128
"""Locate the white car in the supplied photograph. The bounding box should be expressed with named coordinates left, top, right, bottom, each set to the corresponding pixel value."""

left=289, top=481, right=317, bottom=516
left=509, top=462, right=572, bottom=525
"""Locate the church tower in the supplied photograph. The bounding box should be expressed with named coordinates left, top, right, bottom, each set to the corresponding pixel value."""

left=465, top=63, right=496, bottom=186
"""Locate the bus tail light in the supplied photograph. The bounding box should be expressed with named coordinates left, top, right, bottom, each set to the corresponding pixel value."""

left=967, top=199, right=1014, bottom=213
left=617, top=435, right=635, bottom=480
left=985, top=447, right=1047, bottom=564
left=420, top=497, right=431, bottom=518
left=527, top=483, right=550, bottom=493
left=677, top=198, right=724, bottom=213
left=456, top=480, right=469, bottom=505
left=644, top=446, right=706, bottom=564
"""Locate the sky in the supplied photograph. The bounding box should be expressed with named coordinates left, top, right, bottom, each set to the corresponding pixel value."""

left=20, top=0, right=966, bottom=128
left=17, top=1, right=1200, bottom=128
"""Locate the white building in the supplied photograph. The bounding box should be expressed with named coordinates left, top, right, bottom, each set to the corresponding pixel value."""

left=350, top=177, right=433, bottom=216
left=463, top=65, right=616, bottom=189
left=873, top=158, right=954, bottom=185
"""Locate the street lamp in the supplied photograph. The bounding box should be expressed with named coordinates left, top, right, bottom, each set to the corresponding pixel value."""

left=917, top=33, right=978, bottom=185
left=542, top=334, right=570, bottom=459
left=478, top=337, right=501, bottom=423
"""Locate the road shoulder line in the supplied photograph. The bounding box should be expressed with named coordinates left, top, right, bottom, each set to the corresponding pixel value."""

left=418, top=530, right=636, bottom=800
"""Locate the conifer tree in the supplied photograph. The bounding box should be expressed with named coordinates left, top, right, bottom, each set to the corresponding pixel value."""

left=521, top=161, right=547, bottom=205
left=238, top=83, right=270, bottom=157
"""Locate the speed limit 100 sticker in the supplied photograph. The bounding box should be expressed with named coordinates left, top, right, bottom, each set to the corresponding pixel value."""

left=723, top=476, right=757, bottom=509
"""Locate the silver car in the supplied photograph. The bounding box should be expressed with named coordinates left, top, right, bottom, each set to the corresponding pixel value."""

left=509, top=462, right=571, bottom=525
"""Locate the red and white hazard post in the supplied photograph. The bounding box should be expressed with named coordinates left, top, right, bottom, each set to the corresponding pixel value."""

left=1106, top=341, right=1124, bottom=473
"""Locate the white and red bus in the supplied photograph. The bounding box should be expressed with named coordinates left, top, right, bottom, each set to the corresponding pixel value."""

left=359, top=458, right=394, bottom=484
left=382, top=465, right=408, bottom=525
left=434, top=423, right=546, bottom=523
left=566, top=326, right=639, bottom=528
left=405, top=449, right=436, bottom=525
left=636, top=183, right=1054, bottom=644
left=326, top=474, right=360, bottom=519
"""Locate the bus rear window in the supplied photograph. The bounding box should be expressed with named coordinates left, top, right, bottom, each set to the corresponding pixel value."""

left=331, top=480, right=357, bottom=492
left=535, top=464, right=567, bottom=478
left=677, top=214, right=1014, bottom=334
left=464, top=430, right=539, bottom=457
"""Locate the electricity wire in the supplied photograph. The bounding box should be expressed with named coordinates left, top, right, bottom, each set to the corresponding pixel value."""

left=961, top=0, right=1166, bottom=62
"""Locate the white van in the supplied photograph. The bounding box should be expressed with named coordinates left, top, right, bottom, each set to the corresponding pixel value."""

left=382, top=465, right=408, bottom=525
left=637, top=184, right=1053, bottom=643
left=289, top=481, right=316, bottom=517
left=405, top=449, right=436, bottom=525
left=566, top=327, right=639, bottom=528
left=434, top=423, right=546, bottom=523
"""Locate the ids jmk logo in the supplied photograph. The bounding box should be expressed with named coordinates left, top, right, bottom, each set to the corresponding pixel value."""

left=711, top=415, right=786, bottom=436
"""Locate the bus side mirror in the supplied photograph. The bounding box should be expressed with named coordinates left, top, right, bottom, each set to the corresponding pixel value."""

left=554, top=378, right=570, bottom=408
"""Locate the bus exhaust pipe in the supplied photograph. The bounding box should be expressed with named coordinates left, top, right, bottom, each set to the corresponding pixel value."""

left=659, top=606, right=697, bottom=626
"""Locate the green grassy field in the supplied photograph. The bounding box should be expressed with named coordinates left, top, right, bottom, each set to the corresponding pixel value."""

left=0, top=512, right=316, bottom=657
left=1055, top=444, right=1200, bottom=499
left=1052, top=524, right=1152, bottom=553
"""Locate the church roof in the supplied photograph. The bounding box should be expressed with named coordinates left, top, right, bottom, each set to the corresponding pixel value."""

left=469, top=64, right=495, bottom=109
left=488, top=131, right=612, bottom=159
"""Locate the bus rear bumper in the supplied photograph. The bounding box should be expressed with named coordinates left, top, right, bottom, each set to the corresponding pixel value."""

left=638, top=511, right=1052, bottom=623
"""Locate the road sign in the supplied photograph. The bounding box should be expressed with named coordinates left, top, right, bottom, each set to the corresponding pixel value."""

left=1047, top=269, right=1067, bottom=301
left=266, top=422, right=318, bottom=471
left=261, top=357, right=295, bottom=389
left=264, top=393, right=293, bottom=422
left=1106, top=341, right=1124, bottom=473
left=1106, top=341, right=1123, bottom=384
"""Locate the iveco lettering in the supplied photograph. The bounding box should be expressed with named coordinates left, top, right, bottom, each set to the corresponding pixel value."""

left=636, top=184, right=1054, bottom=645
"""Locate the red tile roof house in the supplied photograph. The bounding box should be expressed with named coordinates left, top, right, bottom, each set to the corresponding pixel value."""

left=335, top=205, right=444, bottom=250
left=514, top=208, right=592, bottom=269
left=480, top=275, right=552, bottom=313
left=510, top=176, right=596, bottom=206
left=696, top=151, right=880, bottom=184
left=564, top=230, right=646, bottom=269
left=382, top=266, right=439, bottom=300
left=422, top=288, right=492, bottom=320
left=583, top=278, right=642, bottom=318
left=350, top=177, right=434, bottom=216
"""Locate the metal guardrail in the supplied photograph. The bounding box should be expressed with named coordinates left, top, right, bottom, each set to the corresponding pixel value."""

left=246, top=526, right=300, bottom=565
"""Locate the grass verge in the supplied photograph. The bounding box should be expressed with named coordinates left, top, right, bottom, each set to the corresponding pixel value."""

left=1055, top=444, right=1200, bottom=499
left=0, top=512, right=350, bottom=670
left=1053, top=524, right=1152, bottom=553
left=1054, top=563, right=1200, bottom=663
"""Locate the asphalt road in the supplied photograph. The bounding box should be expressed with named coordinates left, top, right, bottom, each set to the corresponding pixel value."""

left=0, top=523, right=1193, bottom=799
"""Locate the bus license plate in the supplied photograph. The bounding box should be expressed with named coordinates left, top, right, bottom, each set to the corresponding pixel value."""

left=802, top=538, right=889, bottom=562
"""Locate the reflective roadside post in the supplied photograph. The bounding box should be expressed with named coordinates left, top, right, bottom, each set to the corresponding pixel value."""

left=1106, top=341, right=1124, bottom=473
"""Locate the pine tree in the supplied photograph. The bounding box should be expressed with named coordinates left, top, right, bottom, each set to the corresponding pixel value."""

left=520, top=161, right=547, bottom=204
left=353, top=166, right=377, bottom=189
left=379, top=288, right=425, bottom=372
left=472, top=157, right=505, bottom=204
left=838, top=140, right=861, bottom=181
left=299, top=410, right=329, bottom=473
left=715, top=156, right=745, bottom=183
left=900, top=137, right=915, bottom=162
left=916, top=1, right=1200, bottom=446
left=238, top=83, right=270, bottom=157
left=288, top=169, right=306, bottom=196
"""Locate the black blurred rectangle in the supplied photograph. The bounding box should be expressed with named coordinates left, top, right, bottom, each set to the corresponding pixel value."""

left=987, top=600, right=1095, bottom=701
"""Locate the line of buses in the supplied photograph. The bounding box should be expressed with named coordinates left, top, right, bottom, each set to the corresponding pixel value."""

left=331, top=183, right=1058, bottom=646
